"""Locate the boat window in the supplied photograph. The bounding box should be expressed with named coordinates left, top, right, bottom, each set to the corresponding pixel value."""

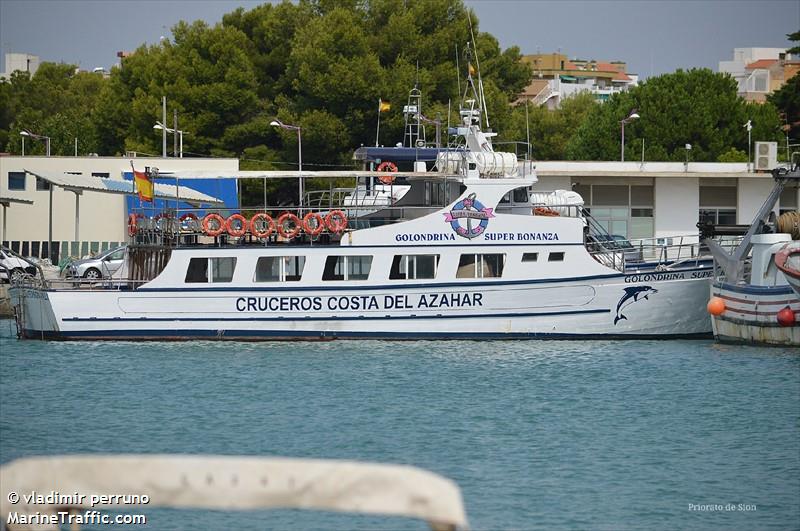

left=456, top=253, right=505, bottom=278
left=254, top=256, right=305, bottom=282
left=211, top=257, right=236, bottom=282
left=548, top=252, right=565, bottom=262
left=500, top=192, right=511, bottom=204
left=322, top=255, right=372, bottom=281
left=513, top=188, right=529, bottom=203
left=389, top=255, right=439, bottom=280
left=522, top=252, right=539, bottom=262
left=184, top=257, right=236, bottom=283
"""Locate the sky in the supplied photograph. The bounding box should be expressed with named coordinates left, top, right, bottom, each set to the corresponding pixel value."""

left=0, top=0, right=798, bottom=78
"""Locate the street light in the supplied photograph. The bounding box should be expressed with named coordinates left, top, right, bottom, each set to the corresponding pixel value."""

left=620, top=109, right=639, bottom=162
left=20, top=129, right=51, bottom=156
left=270, top=119, right=303, bottom=208
left=684, top=143, right=692, bottom=171
left=153, top=122, right=189, bottom=158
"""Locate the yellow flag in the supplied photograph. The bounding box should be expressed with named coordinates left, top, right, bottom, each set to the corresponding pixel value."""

left=379, top=100, right=391, bottom=112
left=134, top=169, right=154, bottom=202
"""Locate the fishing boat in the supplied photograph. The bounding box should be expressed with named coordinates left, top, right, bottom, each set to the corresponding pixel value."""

left=703, top=163, right=800, bottom=346
left=9, top=65, right=720, bottom=341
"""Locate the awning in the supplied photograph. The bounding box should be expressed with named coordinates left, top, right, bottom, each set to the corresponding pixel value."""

left=25, top=169, right=225, bottom=205
left=0, top=196, right=34, bottom=207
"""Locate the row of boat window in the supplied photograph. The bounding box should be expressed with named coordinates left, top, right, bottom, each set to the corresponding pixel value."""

left=184, top=252, right=565, bottom=283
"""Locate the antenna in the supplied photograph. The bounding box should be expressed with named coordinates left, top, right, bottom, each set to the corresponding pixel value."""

left=467, top=14, right=489, bottom=129
left=455, top=44, right=461, bottom=103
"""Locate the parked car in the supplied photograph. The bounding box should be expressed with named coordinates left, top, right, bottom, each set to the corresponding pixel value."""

left=0, top=246, right=38, bottom=283
left=66, top=245, right=127, bottom=280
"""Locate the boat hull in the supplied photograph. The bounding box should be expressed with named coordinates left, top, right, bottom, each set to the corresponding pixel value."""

left=12, top=268, right=714, bottom=340
left=710, top=282, right=800, bottom=346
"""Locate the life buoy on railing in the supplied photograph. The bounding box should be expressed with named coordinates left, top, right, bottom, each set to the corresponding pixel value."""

left=226, top=213, right=249, bottom=237
left=277, top=213, right=302, bottom=239
left=179, top=212, right=199, bottom=232
left=127, top=214, right=143, bottom=237
left=202, top=213, right=226, bottom=237
left=303, top=212, right=325, bottom=236
left=250, top=213, right=275, bottom=238
left=533, top=207, right=560, bottom=217
left=325, top=210, right=348, bottom=234
left=154, top=212, right=175, bottom=232
left=376, top=161, right=398, bottom=185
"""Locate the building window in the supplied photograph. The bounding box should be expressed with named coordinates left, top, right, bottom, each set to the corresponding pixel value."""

left=36, top=177, right=50, bottom=191
left=389, top=255, right=439, bottom=280
left=456, top=253, right=505, bottom=278
left=254, top=256, right=305, bottom=282
left=185, top=257, right=236, bottom=283
left=322, top=256, right=372, bottom=281
left=573, top=183, right=655, bottom=240
left=8, top=172, right=25, bottom=191
left=779, top=184, right=798, bottom=216
left=699, top=185, right=737, bottom=225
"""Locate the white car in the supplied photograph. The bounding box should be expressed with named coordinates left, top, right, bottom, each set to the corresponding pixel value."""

left=65, top=246, right=127, bottom=280
left=0, top=247, right=38, bottom=283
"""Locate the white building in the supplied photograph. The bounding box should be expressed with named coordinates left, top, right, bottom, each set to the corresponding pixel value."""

left=0, top=155, right=238, bottom=263
left=1, top=53, right=40, bottom=79
left=718, top=47, right=797, bottom=102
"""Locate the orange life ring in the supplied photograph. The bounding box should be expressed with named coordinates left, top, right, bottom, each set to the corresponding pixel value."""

left=303, top=212, right=325, bottom=236
left=127, top=213, right=143, bottom=237
left=202, top=213, right=226, bottom=237
left=376, top=161, right=398, bottom=185
left=250, top=213, right=275, bottom=238
left=277, top=212, right=302, bottom=239
left=226, top=213, right=249, bottom=237
left=533, top=207, right=560, bottom=217
left=325, top=210, right=348, bottom=233
left=376, top=161, right=398, bottom=172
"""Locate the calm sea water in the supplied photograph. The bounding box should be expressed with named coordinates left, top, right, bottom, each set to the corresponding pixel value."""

left=1, top=318, right=798, bottom=530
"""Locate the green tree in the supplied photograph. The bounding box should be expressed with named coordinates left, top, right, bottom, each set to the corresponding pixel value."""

left=566, top=68, right=781, bottom=162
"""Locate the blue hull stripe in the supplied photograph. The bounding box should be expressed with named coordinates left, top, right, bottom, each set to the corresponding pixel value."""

left=25, top=328, right=712, bottom=341
left=714, top=282, right=797, bottom=296
left=63, top=308, right=611, bottom=323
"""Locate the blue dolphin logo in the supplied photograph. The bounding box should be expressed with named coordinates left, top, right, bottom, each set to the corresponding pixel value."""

left=614, top=286, right=658, bottom=325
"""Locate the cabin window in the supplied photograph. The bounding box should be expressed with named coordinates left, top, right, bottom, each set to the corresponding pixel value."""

left=322, top=255, right=372, bottom=281
left=8, top=172, right=25, bottom=191
left=254, top=256, right=305, bottom=282
left=548, top=252, right=565, bottom=262
left=389, top=255, right=439, bottom=280
left=36, top=177, right=50, bottom=191
left=456, top=253, right=505, bottom=278
left=185, top=257, right=236, bottom=283
left=522, top=252, right=539, bottom=262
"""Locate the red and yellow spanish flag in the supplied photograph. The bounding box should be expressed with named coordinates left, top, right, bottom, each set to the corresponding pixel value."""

left=134, top=168, right=154, bottom=202
left=379, top=99, right=391, bottom=112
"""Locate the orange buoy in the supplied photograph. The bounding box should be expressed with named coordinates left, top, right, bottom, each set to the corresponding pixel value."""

left=226, top=213, right=249, bottom=237
left=202, top=213, right=226, bottom=237
left=777, top=306, right=796, bottom=327
left=303, top=212, right=325, bottom=236
left=707, top=297, right=726, bottom=316
left=277, top=212, right=302, bottom=239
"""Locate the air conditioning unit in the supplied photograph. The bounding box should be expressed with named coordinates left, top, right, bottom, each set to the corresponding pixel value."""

left=754, top=141, right=777, bottom=171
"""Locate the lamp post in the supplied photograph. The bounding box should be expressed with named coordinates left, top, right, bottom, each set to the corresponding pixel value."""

left=620, top=109, right=639, bottom=162
left=270, top=119, right=303, bottom=208
left=153, top=122, right=189, bottom=158
left=20, top=129, right=51, bottom=156
left=684, top=143, right=692, bottom=172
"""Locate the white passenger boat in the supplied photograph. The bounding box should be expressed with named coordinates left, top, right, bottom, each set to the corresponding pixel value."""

left=10, top=77, right=718, bottom=341
left=704, top=164, right=800, bottom=346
